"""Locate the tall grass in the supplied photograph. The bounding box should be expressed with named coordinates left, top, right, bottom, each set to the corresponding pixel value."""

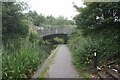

left=2, top=39, right=47, bottom=79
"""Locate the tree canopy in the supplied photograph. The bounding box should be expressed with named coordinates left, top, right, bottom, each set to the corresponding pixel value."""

left=2, top=2, right=29, bottom=43
left=25, top=11, right=75, bottom=27
left=74, top=3, right=120, bottom=30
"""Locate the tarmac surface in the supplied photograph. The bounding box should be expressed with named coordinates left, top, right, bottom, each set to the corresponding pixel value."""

left=46, top=45, right=79, bottom=78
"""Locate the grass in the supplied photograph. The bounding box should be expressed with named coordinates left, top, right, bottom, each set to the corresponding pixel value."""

left=2, top=40, right=47, bottom=79
left=78, top=68, right=92, bottom=79
left=37, top=45, right=60, bottom=78
left=72, top=57, right=92, bottom=79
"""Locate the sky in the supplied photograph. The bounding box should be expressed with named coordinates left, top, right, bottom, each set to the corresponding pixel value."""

left=27, top=0, right=84, bottom=20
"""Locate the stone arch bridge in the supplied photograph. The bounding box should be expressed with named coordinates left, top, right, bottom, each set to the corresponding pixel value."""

left=37, top=27, right=74, bottom=40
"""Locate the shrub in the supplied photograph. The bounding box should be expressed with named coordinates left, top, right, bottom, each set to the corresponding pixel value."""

left=2, top=40, right=47, bottom=79
left=68, top=28, right=119, bottom=67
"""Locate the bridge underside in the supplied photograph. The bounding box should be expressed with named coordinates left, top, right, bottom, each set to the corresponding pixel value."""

left=42, top=34, right=68, bottom=40
left=42, top=34, right=69, bottom=44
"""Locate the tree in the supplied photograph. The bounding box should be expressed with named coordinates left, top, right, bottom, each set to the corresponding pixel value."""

left=25, top=11, right=75, bottom=28
left=25, top=11, right=47, bottom=26
left=68, top=2, right=120, bottom=67
left=2, top=2, right=29, bottom=44
left=74, top=3, right=120, bottom=30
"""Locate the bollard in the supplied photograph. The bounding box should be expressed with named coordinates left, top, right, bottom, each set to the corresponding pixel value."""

left=93, top=51, right=97, bottom=70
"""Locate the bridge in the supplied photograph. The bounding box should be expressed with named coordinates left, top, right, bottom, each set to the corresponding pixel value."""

left=37, top=27, right=74, bottom=40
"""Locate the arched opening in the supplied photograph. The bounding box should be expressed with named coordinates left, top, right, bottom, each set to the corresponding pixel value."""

left=42, top=34, right=69, bottom=44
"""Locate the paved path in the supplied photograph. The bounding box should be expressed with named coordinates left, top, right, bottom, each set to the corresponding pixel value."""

left=46, top=45, right=79, bottom=78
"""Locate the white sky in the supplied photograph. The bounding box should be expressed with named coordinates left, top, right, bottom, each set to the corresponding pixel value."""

left=27, top=0, right=84, bottom=20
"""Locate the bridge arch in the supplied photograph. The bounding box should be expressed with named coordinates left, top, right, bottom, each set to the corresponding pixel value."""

left=37, top=27, right=74, bottom=44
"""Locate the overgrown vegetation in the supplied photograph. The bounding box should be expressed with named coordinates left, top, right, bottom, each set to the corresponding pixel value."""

left=2, top=39, right=47, bottom=79
left=2, top=1, right=75, bottom=79
left=2, top=2, right=52, bottom=79
left=68, top=2, right=120, bottom=73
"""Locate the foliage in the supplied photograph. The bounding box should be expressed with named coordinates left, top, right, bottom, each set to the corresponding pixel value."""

left=25, top=11, right=75, bottom=27
left=2, top=39, right=47, bottom=79
left=74, top=3, right=120, bottom=30
left=2, top=2, right=55, bottom=79
left=68, top=28, right=119, bottom=66
left=53, top=37, right=64, bottom=44
left=2, top=2, right=29, bottom=45
left=68, top=2, right=120, bottom=68
left=29, top=32, right=39, bottom=43
left=25, top=11, right=46, bottom=26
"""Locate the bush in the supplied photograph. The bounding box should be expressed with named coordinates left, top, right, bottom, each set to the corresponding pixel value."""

left=53, top=37, right=64, bottom=44
left=68, top=27, right=119, bottom=67
left=2, top=39, right=47, bottom=79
